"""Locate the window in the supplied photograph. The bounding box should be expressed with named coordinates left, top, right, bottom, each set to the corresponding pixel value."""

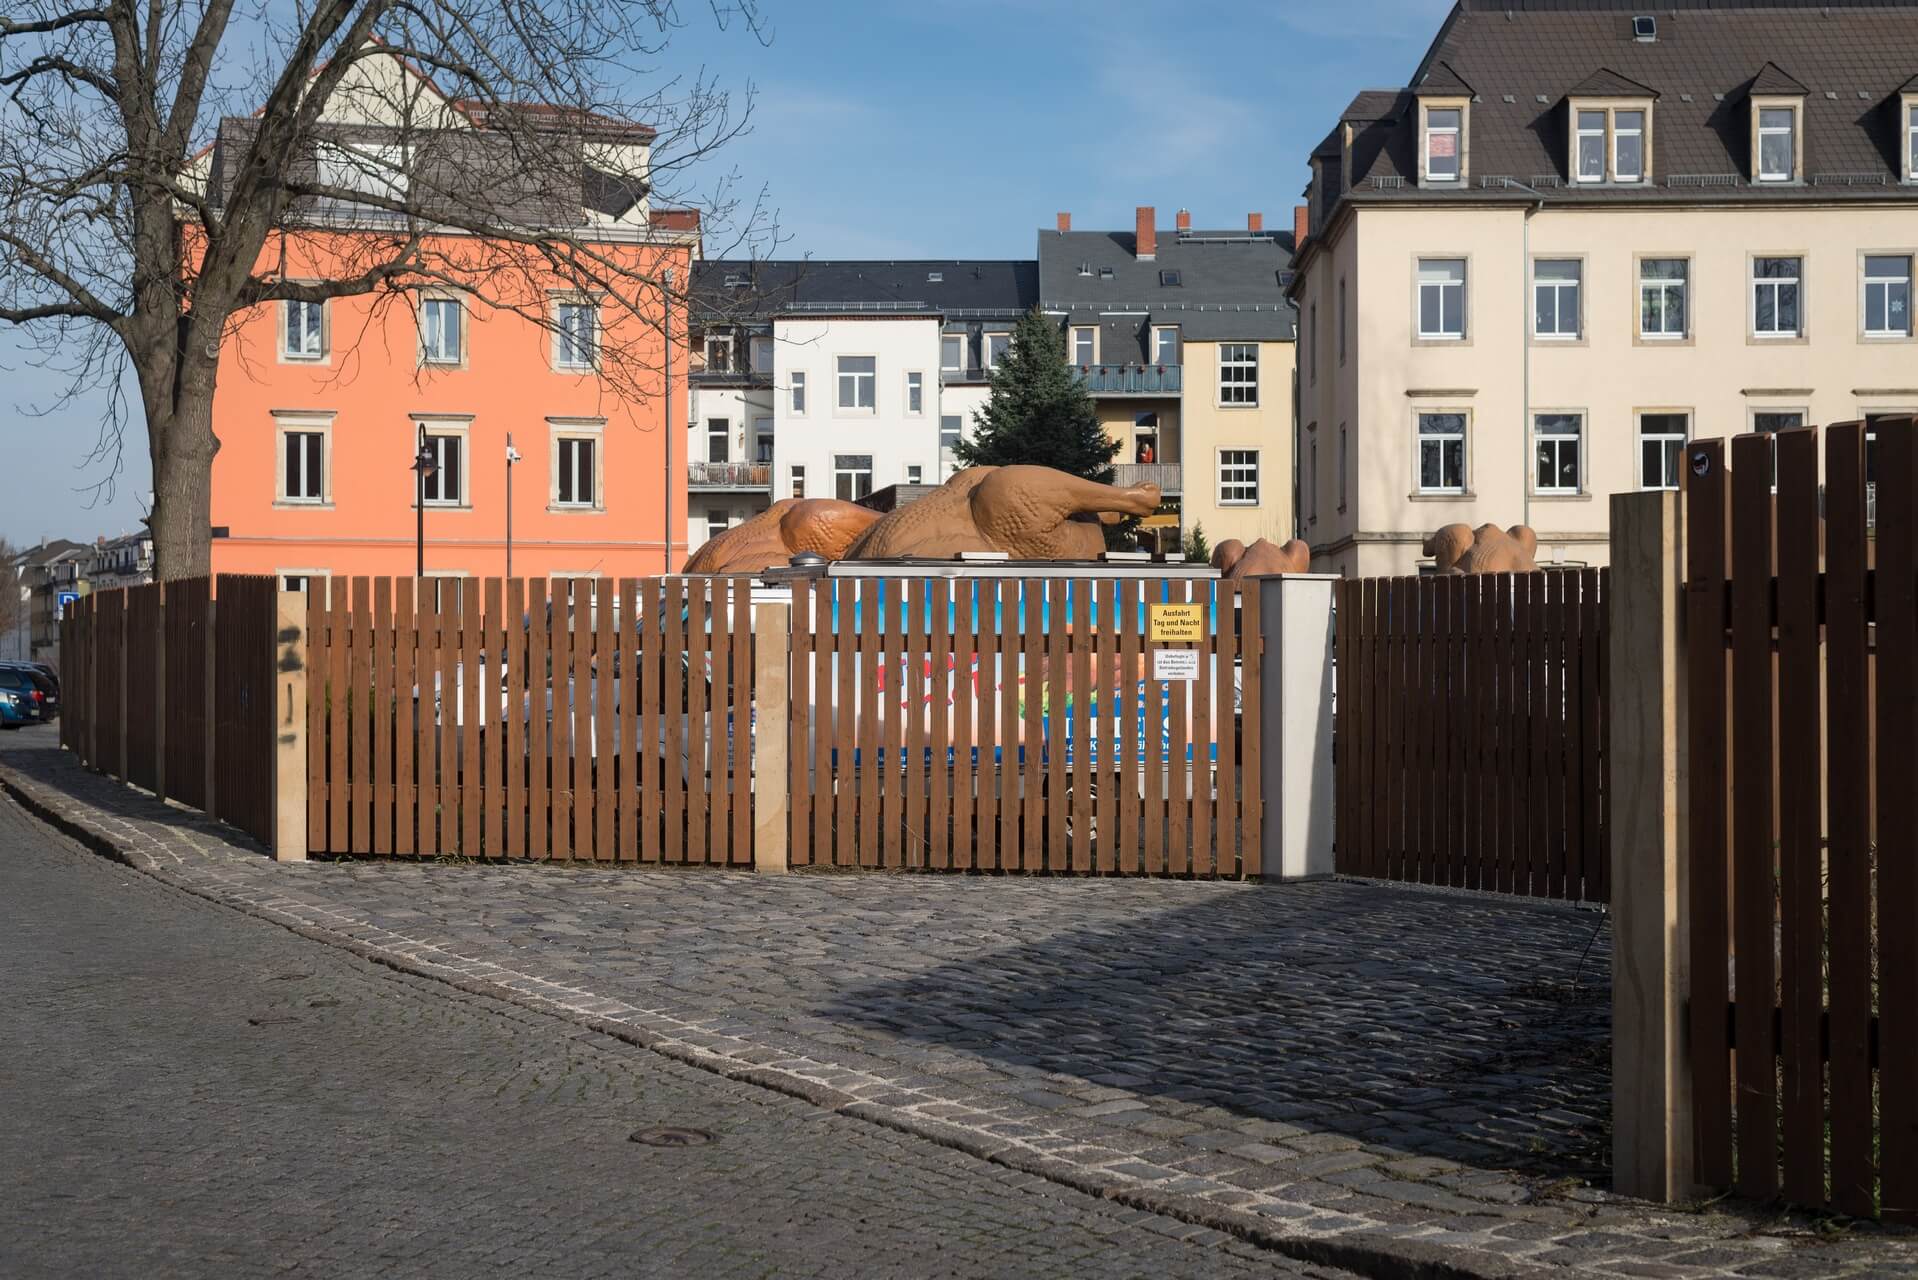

left=279, top=573, right=329, bottom=596
left=1072, top=327, right=1096, bottom=365
left=985, top=332, right=1010, bottom=369
left=1416, top=412, right=1466, bottom=494
left=1865, top=255, right=1913, bottom=337
left=1338, top=277, right=1348, bottom=364
left=1575, top=110, right=1607, bottom=182
left=1308, top=303, right=1318, bottom=384
left=316, top=141, right=406, bottom=202
left=1425, top=107, right=1461, bottom=182
left=419, top=432, right=464, bottom=506
left=753, top=417, right=773, bottom=464
left=707, top=514, right=728, bottom=542
left=704, top=336, right=732, bottom=373
left=1752, top=257, right=1801, bottom=338
left=1533, top=413, right=1582, bottom=494
left=280, top=429, right=326, bottom=503
left=706, top=418, right=729, bottom=465
left=906, top=465, right=924, bottom=485
left=1159, top=270, right=1182, bottom=287
left=1417, top=259, right=1466, bottom=340
left=1337, top=425, right=1348, bottom=511
left=1758, top=107, right=1796, bottom=182
left=750, top=335, right=773, bottom=372
left=939, top=415, right=962, bottom=450
left=1309, top=441, right=1318, bottom=521
left=1753, top=409, right=1806, bottom=488
left=1533, top=259, right=1581, bottom=338
left=1639, top=258, right=1688, bottom=339
left=834, top=454, right=873, bottom=502
left=790, top=370, right=807, bottom=415
left=1218, top=343, right=1259, bottom=405
left=420, top=297, right=462, bottom=364
left=790, top=465, right=806, bottom=498
left=1614, top=110, right=1645, bottom=181
left=906, top=371, right=924, bottom=415
left=555, top=300, right=597, bottom=369
left=282, top=300, right=324, bottom=359
left=836, top=355, right=876, bottom=410
left=1133, top=412, right=1159, bottom=464
left=940, top=334, right=965, bottom=373
left=1219, top=449, right=1260, bottom=505
left=1152, top=326, right=1177, bottom=365
left=1909, top=102, right=1918, bottom=181
left=555, top=436, right=597, bottom=507
left=1638, top=412, right=1688, bottom=490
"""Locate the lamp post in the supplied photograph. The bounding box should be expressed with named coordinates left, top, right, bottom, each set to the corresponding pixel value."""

left=411, top=424, right=437, bottom=578
left=662, top=266, right=676, bottom=575
left=504, top=434, right=521, bottom=578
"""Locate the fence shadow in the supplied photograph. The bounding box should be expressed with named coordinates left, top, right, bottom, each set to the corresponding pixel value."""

left=819, top=880, right=1611, bottom=1177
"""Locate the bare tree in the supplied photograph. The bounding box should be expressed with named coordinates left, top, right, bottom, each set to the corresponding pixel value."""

left=0, top=1, right=773, bottom=579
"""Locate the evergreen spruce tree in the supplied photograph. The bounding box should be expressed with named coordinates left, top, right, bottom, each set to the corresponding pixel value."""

left=954, top=308, right=1119, bottom=483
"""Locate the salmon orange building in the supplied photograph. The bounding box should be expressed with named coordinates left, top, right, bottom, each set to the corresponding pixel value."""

left=200, top=49, right=695, bottom=591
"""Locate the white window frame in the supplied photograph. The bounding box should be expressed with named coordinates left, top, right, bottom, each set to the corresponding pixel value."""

left=1638, top=257, right=1689, bottom=341
left=1416, top=258, right=1468, bottom=341
left=705, top=417, right=730, bottom=465
left=1532, top=258, right=1582, bottom=340
left=1613, top=108, right=1646, bottom=182
left=939, top=414, right=963, bottom=452
left=277, top=570, right=333, bottom=599
left=315, top=140, right=408, bottom=203
left=940, top=334, right=965, bottom=373
left=275, top=413, right=333, bottom=506
left=1636, top=411, right=1690, bottom=491
left=833, top=454, right=874, bottom=502
left=790, top=370, right=807, bottom=416
left=906, top=464, right=924, bottom=486
left=752, top=416, right=773, bottom=464
left=1751, top=256, right=1803, bottom=339
left=1863, top=253, right=1914, bottom=338
left=1907, top=99, right=1918, bottom=183
left=553, top=298, right=598, bottom=370
left=1415, top=411, right=1468, bottom=495
left=419, top=295, right=465, bottom=366
left=1151, top=326, right=1178, bottom=366
left=1751, top=407, right=1809, bottom=490
left=1569, top=102, right=1653, bottom=184
left=1071, top=326, right=1097, bottom=366
left=790, top=464, right=806, bottom=498
left=1756, top=105, right=1798, bottom=183
left=1217, top=448, right=1260, bottom=506
left=704, top=334, right=733, bottom=373
left=1422, top=103, right=1463, bottom=183
left=549, top=420, right=605, bottom=511
left=749, top=334, right=773, bottom=373
left=1532, top=411, right=1584, bottom=496
left=281, top=299, right=326, bottom=361
left=414, top=418, right=471, bottom=509
left=835, top=354, right=877, bottom=413
left=1574, top=109, right=1607, bottom=183
left=983, top=331, right=1011, bottom=370
left=905, top=370, right=925, bottom=415
left=1217, top=343, right=1259, bottom=407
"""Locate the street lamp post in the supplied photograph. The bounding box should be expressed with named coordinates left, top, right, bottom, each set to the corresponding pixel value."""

left=411, top=424, right=438, bottom=578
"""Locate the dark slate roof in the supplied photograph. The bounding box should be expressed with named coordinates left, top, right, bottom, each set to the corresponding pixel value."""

left=1567, top=67, right=1659, bottom=98
left=1036, top=226, right=1298, bottom=348
left=689, top=259, right=1037, bottom=325
left=1325, top=0, right=1918, bottom=211
left=1749, top=61, right=1809, bottom=95
left=1415, top=61, right=1476, bottom=98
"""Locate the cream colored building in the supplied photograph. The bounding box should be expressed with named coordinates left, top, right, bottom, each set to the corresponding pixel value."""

left=1180, top=338, right=1298, bottom=549
left=1292, top=0, right=1918, bottom=576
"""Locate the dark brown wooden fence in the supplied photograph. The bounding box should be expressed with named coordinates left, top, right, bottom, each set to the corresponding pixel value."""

left=304, top=575, right=756, bottom=863
left=57, top=575, right=278, bottom=848
left=786, top=575, right=1263, bottom=876
left=1685, top=418, right=1911, bottom=1221
left=1334, top=569, right=1609, bottom=903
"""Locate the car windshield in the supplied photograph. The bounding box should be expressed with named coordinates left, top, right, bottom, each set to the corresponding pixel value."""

left=0, top=671, right=30, bottom=690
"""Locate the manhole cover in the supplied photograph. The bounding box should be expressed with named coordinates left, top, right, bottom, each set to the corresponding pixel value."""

left=629, top=1126, right=714, bottom=1148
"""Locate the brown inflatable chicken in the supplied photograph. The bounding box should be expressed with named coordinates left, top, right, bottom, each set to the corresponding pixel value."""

left=1423, top=523, right=1540, bottom=574
left=682, top=498, right=881, bottom=574
left=1209, top=537, right=1311, bottom=578
left=843, top=465, right=1161, bottom=561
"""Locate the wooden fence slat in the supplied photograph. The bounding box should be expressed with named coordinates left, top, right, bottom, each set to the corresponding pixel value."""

left=438, top=581, right=462, bottom=857
left=997, top=579, right=1019, bottom=870
left=1499, top=573, right=1521, bottom=897
left=1529, top=572, right=1552, bottom=898
left=706, top=575, right=731, bottom=863
left=811, top=580, right=834, bottom=866
left=482, top=578, right=503, bottom=859
left=1579, top=569, right=1603, bottom=901
left=373, top=579, right=395, bottom=854
left=306, top=584, right=329, bottom=853
left=1117, top=580, right=1140, bottom=874
left=1240, top=578, right=1263, bottom=879
left=570, top=579, right=594, bottom=860
left=640, top=577, right=664, bottom=862
left=1546, top=574, right=1568, bottom=899
left=348, top=577, right=372, bottom=854
left=1359, top=579, right=1380, bottom=880
left=1877, top=419, right=1918, bottom=1225
left=1449, top=575, right=1471, bottom=889
left=413, top=582, right=436, bottom=856
left=1191, top=581, right=1214, bottom=878
left=662, top=578, right=685, bottom=863
left=727, top=578, right=751, bottom=866
left=527, top=580, right=550, bottom=859
left=328, top=581, right=350, bottom=848
left=875, top=580, right=897, bottom=868
left=853, top=579, right=877, bottom=866
left=1046, top=579, right=1069, bottom=872
left=1169, top=579, right=1194, bottom=876
left=1563, top=572, right=1586, bottom=898
left=1021, top=578, right=1043, bottom=873
left=953, top=580, right=978, bottom=872
left=1729, top=432, right=1780, bottom=1201
left=832, top=580, right=855, bottom=866
left=393, top=580, right=416, bottom=857
left=504, top=579, right=526, bottom=858
left=929, top=579, right=951, bottom=871
left=616, top=579, right=638, bottom=862
left=1824, top=423, right=1876, bottom=1218
left=1214, top=582, right=1238, bottom=878
left=1143, top=579, right=1166, bottom=877
left=459, top=578, right=482, bottom=857
left=790, top=580, right=813, bottom=868
left=1382, top=578, right=1403, bottom=883
left=908, top=579, right=929, bottom=868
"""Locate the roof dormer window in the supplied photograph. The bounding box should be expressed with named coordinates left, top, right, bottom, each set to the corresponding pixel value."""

left=1423, top=105, right=1464, bottom=183
left=1756, top=107, right=1796, bottom=181
left=1614, top=109, right=1645, bottom=181
left=1567, top=97, right=1654, bottom=184
left=1902, top=92, right=1917, bottom=183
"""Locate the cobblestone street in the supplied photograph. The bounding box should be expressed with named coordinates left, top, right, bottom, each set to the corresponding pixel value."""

left=5, top=727, right=1915, bottom=1277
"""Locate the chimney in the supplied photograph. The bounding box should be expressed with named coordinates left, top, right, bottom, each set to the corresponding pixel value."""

left=1056, top=211, right=1071, bottom=233
left=1248, top=212, right=1264, bottom=233
left=1175, top=208, right=1191, bottom=231
left=1135, top=206, right=1156, bottom=260
left=1293, top=205, right=1309, bottom=245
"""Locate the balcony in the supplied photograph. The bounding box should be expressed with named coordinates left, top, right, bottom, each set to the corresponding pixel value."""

left=1112, top=463, right=1181, bottom=496
left=1072, top=364, right=1181, bottom=396
left=939, top=365, right=991, bottom=385
left=688, top=461, right=771, bottom=490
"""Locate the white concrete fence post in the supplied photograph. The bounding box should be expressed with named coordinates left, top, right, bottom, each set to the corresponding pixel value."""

left=752, top=601, right=791, bottom=875
left=1608, top=490, right=1695, bottom=1202
left=272, top=589, right=308, bottom=862
left=1258, top=574, right=1338, bottom=882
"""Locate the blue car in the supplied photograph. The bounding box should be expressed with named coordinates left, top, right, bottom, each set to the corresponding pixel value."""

left=0, top=668, right=45, bottom=728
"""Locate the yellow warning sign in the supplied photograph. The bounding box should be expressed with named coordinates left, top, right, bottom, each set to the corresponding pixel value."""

left=1148, top=602, right=1205, bottom=644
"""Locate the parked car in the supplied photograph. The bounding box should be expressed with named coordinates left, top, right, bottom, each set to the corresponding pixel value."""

left=0, top=668, right=46, bottom=728
left=0, top=663, right=59, bottom=720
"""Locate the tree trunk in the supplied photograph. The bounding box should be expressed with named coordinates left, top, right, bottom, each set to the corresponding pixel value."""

left=146, top=362, right=221, bottom=582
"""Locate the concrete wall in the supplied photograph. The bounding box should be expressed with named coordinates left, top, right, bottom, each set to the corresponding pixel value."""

left=1298, top=201, right=1918, bottom=576
left=1181, top=340, right=1297, bottom=549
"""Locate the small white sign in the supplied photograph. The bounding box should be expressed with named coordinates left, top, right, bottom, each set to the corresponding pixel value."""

left=1152, top=649, right=1199, bottom=682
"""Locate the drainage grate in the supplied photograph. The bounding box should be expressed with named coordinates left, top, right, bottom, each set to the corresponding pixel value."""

left=629, top=1126, right=714, bottom=1147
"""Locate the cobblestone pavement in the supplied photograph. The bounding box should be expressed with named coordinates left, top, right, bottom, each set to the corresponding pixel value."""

left=0, top=788, right=1351, bottom=1279
left=5, top=727, right=1916, bottom=1278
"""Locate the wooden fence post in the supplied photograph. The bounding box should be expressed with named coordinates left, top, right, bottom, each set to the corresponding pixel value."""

left=753, top=601, right=790, bottom=875
left=204, top=593, right=218, bottom=817
left=153, top=583, right=168, bottom=803
left=1609, top=489, right=1695, bottom=1202
left=273, top=589, right=308, bottom=862
left=1258, top=574, right=1338, bottom=881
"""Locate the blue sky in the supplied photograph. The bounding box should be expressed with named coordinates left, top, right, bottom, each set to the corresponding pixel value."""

left=0, top=0, right=1449, bottom=546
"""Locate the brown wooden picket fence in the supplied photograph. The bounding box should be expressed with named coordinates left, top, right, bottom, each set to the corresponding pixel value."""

left=1334, top=569, right=1609, bottom=903
left=57, top=575, right=278, bottom=848
left=304, top=576, right=756, bottom=863
left=786, top=575, right=1263, bottom=876
left=1684, top=418, right=1912, bottom=1221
